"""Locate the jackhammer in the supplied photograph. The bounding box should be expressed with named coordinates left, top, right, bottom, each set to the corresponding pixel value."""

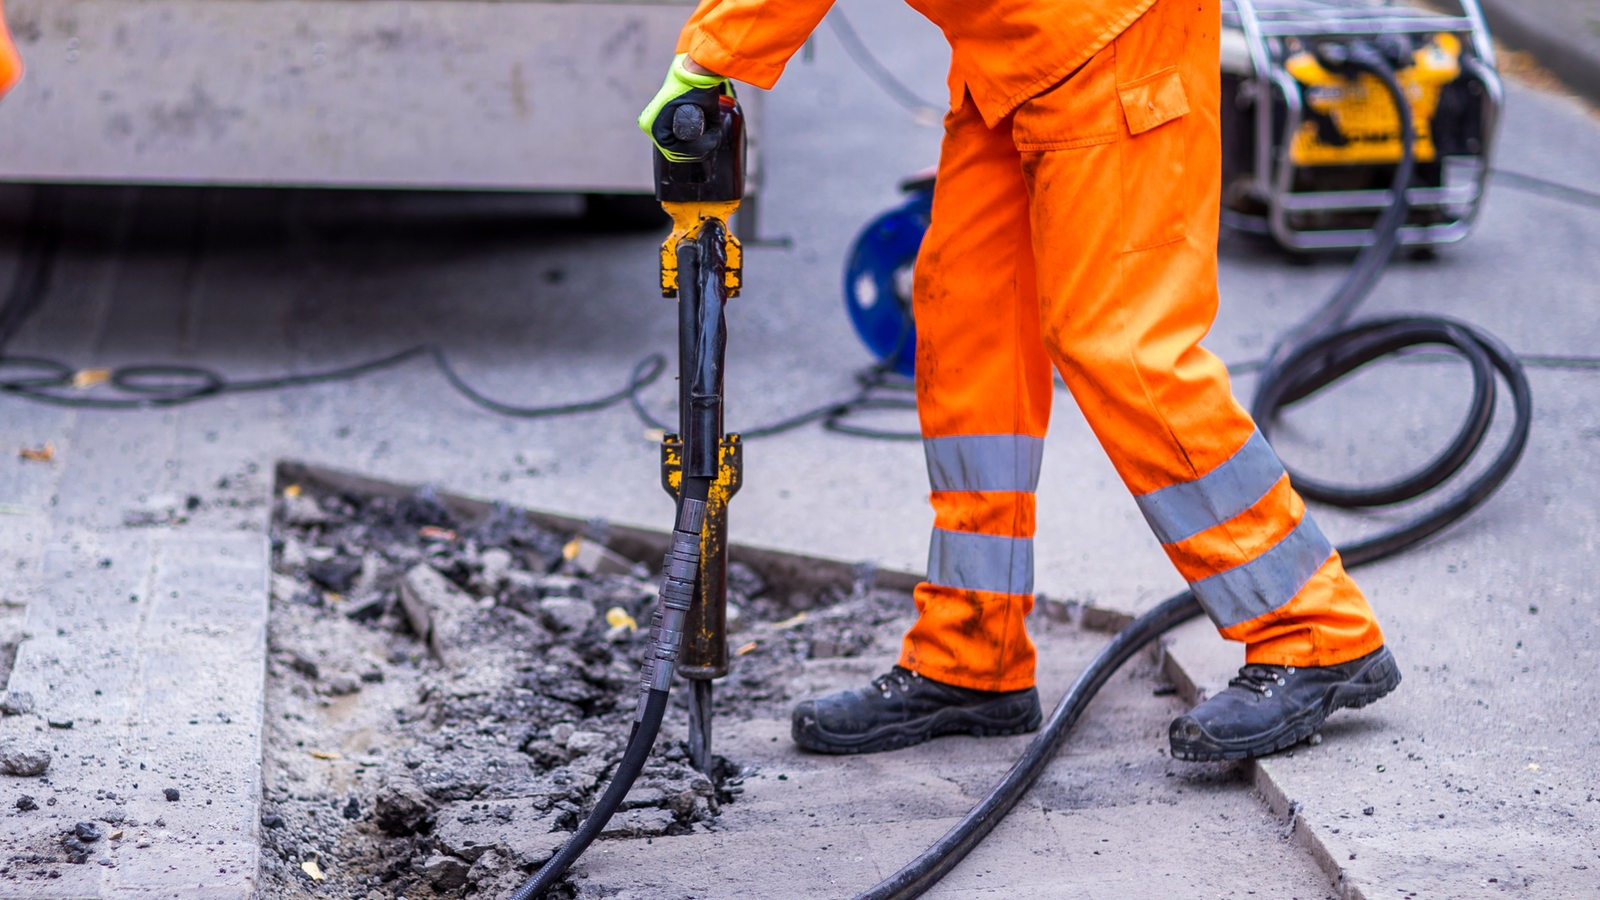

left=509, top=82, right=744, bottom=900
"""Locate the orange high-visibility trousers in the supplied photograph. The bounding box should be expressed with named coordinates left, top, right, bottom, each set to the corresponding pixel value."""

left=0, top=1, right=22, bottom=99
left=899, top=0, right=1385, bottom=692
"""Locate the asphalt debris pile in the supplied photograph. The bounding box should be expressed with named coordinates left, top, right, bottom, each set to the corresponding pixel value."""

left=260, top=478, right=912, bottom=899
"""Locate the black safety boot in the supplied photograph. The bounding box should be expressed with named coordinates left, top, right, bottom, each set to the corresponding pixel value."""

left=792, top=666, right=1042, bottom=755
left=1169, top=646, right=1401, bottom=761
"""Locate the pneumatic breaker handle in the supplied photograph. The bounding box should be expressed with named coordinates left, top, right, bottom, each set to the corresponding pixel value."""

left=654, top=90, right=745, bottom=204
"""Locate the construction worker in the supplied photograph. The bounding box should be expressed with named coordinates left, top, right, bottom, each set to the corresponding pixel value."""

left=640, top=0, right=1401, bottom=762
left=0, top=1, right=21, bottom=100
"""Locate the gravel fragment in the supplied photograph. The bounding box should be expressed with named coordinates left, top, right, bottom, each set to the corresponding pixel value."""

left=623, top=786, right=672, bottom=811
left=537, top=574, right=585, bottom=599
left=600, top=807, right=678, bottom=838
left=503, top=829, right=569, bottom=869
left=61, top=835, right=93, bottom=864
left=0, top=739, right=51, bottom=776
left=435, top=800, right=558, bottom=863
left=540, top=596, right=596, bottom=634
left=399, top=564, right=475, bottom=666
left=372, top=781, right=434, bottom=836
left=422, top=854, right=471, bottom=890
left=0, top=691, right=35, bottom=716
left=478, top=548, right=513, bottom=591
left=280, top=493, right=332, bottom=526
left=727, top=560, right=767, bottom=598
left=285, top=651, right=319, bottom=680
left=565, top=730, right=610, bottom=756
left=306, top=556, right=363, bottom=594
left=278, top=537, right=310, bottom=570
left=322, top=673, right=362, bottom=696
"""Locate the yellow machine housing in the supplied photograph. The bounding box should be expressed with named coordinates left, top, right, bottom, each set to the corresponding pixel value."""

left=1219, top=0, right=1502, bottom=252
left=1285, top=33, right=1461, bottom=167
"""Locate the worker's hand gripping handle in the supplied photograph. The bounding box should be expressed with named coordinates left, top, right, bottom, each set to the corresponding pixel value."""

left=654, top=90, right=745, bottom=299
left=653, top=89, right=745, bottom=205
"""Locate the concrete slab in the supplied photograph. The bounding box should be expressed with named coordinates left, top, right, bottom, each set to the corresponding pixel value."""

left=0, top=528, right=268, bottom=898
left=0, top=0, right=720, bottom=193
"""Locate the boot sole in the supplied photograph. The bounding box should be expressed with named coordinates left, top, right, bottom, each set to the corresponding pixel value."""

left=793, top=698, right=1043, bottom=755
left=1170, top=648, right=1402, bottom=762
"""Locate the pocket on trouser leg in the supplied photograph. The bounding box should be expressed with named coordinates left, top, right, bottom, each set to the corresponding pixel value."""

left=1116, top=65, right=1191, bottom=252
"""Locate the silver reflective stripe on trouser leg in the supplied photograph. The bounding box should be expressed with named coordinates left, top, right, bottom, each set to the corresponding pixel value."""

left=924, top=434, right=1045, bottom=493
left=1133, top=430, right=1285, bottom=545
left=928, top=529, right=1034, bottom=596
left=923, top=434, right=1042, bottom=595
left=1189, top=515, right=1336, bottom=628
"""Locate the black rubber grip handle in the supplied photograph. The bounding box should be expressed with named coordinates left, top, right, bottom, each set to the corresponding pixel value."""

left=672, top=104, right=706, bottom=142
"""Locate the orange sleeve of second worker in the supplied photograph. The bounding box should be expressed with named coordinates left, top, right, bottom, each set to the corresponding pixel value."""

left=673, top=0, right=835, bottom=90
left=0, top=1, right=22, bottom=98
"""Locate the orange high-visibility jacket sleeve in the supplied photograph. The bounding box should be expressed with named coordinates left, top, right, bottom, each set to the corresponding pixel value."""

left=673, top=0, right=835, bottom=90
left=0, top=1, right=23, bottom=98
left=671, top=0, right=1157, bottom=126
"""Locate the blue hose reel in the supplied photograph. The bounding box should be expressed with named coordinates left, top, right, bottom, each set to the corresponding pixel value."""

left=842, top=178, right=933, bottom=378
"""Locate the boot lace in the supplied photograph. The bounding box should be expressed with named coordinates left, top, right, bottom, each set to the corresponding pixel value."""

left=871, top=668, right=919, bottom=699
left=1229, top=664, right=1294, bottom=698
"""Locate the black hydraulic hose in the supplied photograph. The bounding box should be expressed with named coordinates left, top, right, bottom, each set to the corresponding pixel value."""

left=1254, top=41, right=1416, bottom=386
left=855, top=590, right=1206, bottom=900
left=856, top=41, right=1533, bottom=900
left=1247, top=44, right=1534, bottom=566
left=510, top=473, right=714, bottom=900
left=508, top=688, right=672, bottom=900
left=1254, top=315, right=1532, bottom=569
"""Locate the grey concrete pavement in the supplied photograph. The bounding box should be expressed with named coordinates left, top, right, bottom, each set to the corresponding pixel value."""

left=1479, top=0, right=1600, bottom=105
left=572, top=616, right=1338, bottom=898
left=2, top=0, right=1599, bottom=896
left=1185, top=39, right=1600, bottom=896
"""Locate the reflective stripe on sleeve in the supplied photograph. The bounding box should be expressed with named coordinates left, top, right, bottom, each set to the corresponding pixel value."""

left=1189, top=515, right=1335, bottom=628
left=1134, top=430, right=1285, bottom=545
left=927, top=528, right=1035, bottom=596
left=924, top=434, right=1045, bottom=493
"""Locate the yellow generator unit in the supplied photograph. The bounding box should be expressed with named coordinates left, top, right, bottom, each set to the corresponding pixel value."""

left=1220, top=0, right=1503, bottom=251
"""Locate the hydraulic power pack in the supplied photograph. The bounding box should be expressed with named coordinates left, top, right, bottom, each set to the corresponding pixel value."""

left=1219, top=0, right=1503, bottom=250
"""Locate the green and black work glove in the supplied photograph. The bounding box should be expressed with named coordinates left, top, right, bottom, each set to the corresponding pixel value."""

left=638, top=54, right=731, bottom=162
